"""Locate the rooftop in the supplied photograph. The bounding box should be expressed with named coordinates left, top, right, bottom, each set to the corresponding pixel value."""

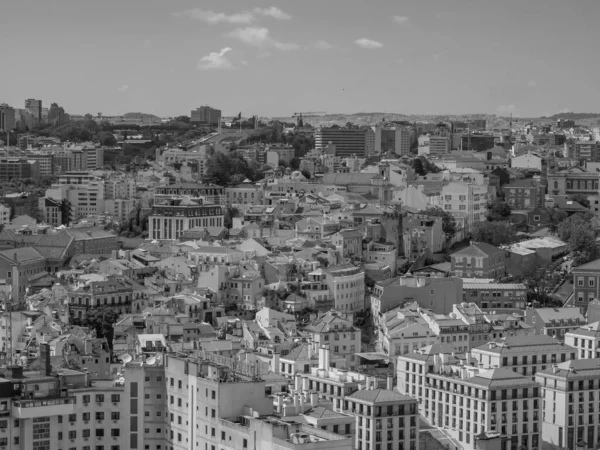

left=347, top=388, right=414, bottom=404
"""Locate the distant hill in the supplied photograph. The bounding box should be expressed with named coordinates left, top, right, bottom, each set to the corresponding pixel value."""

left=543, top=113, right=600, bottom=120
left=122, top=112, right=162, bottom=121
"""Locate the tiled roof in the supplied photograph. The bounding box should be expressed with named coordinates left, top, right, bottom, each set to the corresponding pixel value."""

left=451, top=242, right=505, bottom=258
left=347, top=388, right=414, bottom=404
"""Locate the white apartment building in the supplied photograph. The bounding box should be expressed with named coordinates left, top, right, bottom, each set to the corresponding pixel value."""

left=0, top=204, right=10, bottom=224
left=565, top=321, right=600, bottom=359
left=398, top=347, right=542, bottom=450
left=471, top=335, right=577, bottom=380
left=322, top=265, right=366, bottom=312
left=104, top=177, right=136, bottom=200
left=536, top=359, right=600, bottom=450
left=441, top=181, right=488, bottom=232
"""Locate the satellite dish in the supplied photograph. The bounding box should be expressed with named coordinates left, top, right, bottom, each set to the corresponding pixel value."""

left=155, top=354, right=163, bottom=364
left=146, top=356, right=156, bottom=366
left=121, top=354, right=132, bottom=364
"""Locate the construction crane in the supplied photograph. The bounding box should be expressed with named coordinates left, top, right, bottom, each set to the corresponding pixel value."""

left=292, top=112, right=326, bottom=127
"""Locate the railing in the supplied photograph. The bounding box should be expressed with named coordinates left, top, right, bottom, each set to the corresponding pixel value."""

left=14, top=397, right=74, bottom=408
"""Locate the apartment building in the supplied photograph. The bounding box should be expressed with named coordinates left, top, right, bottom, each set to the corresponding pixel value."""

left=397, top=347, right=542, bottom=450
left=315, top=127, right=368, bottom=158
left=503, top=179, right=545, bottom=210
left=429, top=136, right=451, bottom=156
left=471, top=335, right=576, bottom=379
left=547, top=167, right=599, bottom=197
left=371, top=275, right=463, bottom=317
left=322, top=264, right=365, bottom=312
left=524, top=307, right=586, bottom=341
left=565, top=322, right=600, bottom=359
left=441, top=181, right=488, bottom=232
left=572, top=258, right=600, bottom=313
left=68, top=278, right=143, bottom=317
left=24, top=98, right=42, bottom=123
left=225, top=184, right=264, bottom=205
left=304, top=311, right=361, bottom=369
left=149, top=197, right=224, bottom=240
left=463, top=283, right=528, bottom=310
left=451, top=242, right=507, bottom=279
left=536, top=359, right=600, bottom=450
left=155, top=183, right=224, bottom=205
left=165, top=353, right=274, bottom=450
left=0, top=158, right=39, bottom=182
left=347, top=387, right=419, bottom=450
left=27, top=153, right=54, bottom=177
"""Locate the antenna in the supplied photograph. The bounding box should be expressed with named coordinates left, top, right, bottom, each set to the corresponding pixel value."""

left=121, top=353, right=132, bottom=364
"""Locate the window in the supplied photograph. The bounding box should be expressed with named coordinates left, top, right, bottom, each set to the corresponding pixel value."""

left=96, top=394, right=104, bottom=403
left=69, top=431, right=77, bottom=439
left=96, top=429, right=105, bottom=437
left=111, top=429, right=120, bottom=437
left=83, top=395, right=91, bottom=403
left=578, top=277, right=585, bottom=287
left=590, top=278, right=596, bottom=287
left=111, top=412, right=120, bottom=420
left=111, top=394, right=120, bottom=403
left=96, top=412, right=104, bottom=420
left=83, top=429, right=91, bottom=438
left=69, top=414, right=77, bottom=422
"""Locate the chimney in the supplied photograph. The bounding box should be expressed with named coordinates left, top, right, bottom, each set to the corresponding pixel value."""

left=310, top=391, right=318, bottom=406
left=552, top=364, right=558, bottom=374
left=84, top=338, right=93, bottom=355
left=387, top=375, right=394, bottom=391
left=294, top=374, right=302, bottom=392
left=111, top=250, right=118, bottom=259
left=318, top=346, right=326, bottom=370
left=323, top=345, right=330, bottom=370
left=272, top=353, right=280, bottom=375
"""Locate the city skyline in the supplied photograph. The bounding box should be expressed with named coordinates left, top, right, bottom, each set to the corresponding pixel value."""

left=3, top=0, right=600, bottom=117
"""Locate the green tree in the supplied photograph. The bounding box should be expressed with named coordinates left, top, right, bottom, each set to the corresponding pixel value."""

left=487, top=199, right=512, bottom=221
left=74, top=307, right=121, bottom=349
left=412, top=158, right=425, bottom=176
left=557, top=212, right=598, bottom=264
left=569, top=194, right=590, bottom=209
left=223, top=206, right=240, bottom=229
left=97, top=131, right=117, bottom=146
left=472, top=221, right=516, bottom=246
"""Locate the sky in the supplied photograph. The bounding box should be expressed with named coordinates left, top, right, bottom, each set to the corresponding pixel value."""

left=2, top=0, right=600, bottom=118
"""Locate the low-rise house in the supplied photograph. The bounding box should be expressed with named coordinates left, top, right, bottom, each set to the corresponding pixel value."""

left=504, top=179, right=545, bottom=210
left=450, top=241, right=507, bottom=279
left=572, top=258, right=600, bottom=313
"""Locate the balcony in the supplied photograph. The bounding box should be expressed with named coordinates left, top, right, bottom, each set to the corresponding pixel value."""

left=12, top=397, right=75, bottom=419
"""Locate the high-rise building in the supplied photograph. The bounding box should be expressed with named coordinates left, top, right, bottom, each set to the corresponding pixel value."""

left=190, top=105, right=221, bottom=126
left=314, top=127, right=368, bottom=158
left=428, top=136, right=451, bottom=156
left=24, top=98, right=42, bottom=123
left=47, top=102, right=68, bottom=126
left=378, top=126, right=412, bottom=156
left=0, top=104, right=16, bottom=131
left=27, top=153, right=54, bottom=177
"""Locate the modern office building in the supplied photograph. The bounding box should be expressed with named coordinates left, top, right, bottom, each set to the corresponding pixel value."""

left=24, top=98, right=43, bottom=123
left=27, top=153, right=54, bottom=177
left=0, top=158, right=39, bottom=181
left=0, top=104, right=16, bottom=131
left=191, top=105, right=221, bottom=126
left=315, top=127, right=368, bottom=158
left=47, top=103, right=68, bottom=126
left=428, top=136, right=451, bottom=156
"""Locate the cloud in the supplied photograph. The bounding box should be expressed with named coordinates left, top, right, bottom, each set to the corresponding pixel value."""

left=355, top=38, right=383, bottom=49
left=197, top=47, right=235, bottom=70
left=392, top=16, right=409, bottom=25
left=176, top=9, right=254, bottom=24
left=175, top=6, right=291, bottom=24
left=496, top=104, right=516, bottom=114
left=117, top=85, right=129, bottom=93
left=528, top=80, right=537, bottom=88
left=227, top=27, right=298, bottom=51
left=315, top=40, right=333, bottom=50
left=254, top=7, right=291, bottom=20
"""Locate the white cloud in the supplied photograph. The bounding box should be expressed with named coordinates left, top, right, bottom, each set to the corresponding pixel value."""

left=392, top=16, right=409, bottom=25
left=528, top=80, right=537, bottom=88
left=176, top=9, right=254, bottom=24
left=254, top=7, right=291, bottom=20
left=227, top=27, right=298, bottom=51
left=315, top=40, right=333, bottom=50
left=175, top=6, right=291, bottom=24
left=117, top=84, right=129, bottom=93
left=355, top=38, right=383, bottom=49
left=197, top=47, right=235, bottom=70
left=497, top=104, right=516, bottom=114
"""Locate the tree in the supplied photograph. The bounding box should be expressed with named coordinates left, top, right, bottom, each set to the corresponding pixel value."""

left=224, top=206, right=240, bottom=229
left=547, top=207, right=568, bottom=232
left=97, top=131, right=117, bottom=146
left=569, top=194, right=590, bottom=209
left=73, top=307, right=121, bottom=349
left=557, top=212, right=598, bottom=264
left=422, top=207, right=457, bottom=248
left=472, top=221, right=516, bottom=246
left=175, top=115, right=190, bottom=124
left=413, top=158, right=425, bottom=176
left=487, top=199, right=512, bottom=221
left=289, top=158, right=301, bottom=170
